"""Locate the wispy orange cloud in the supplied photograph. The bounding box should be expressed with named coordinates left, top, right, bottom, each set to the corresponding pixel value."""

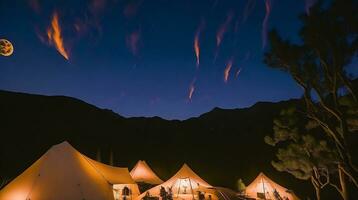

left=47, top=11, right=69, bottom=60
left=242, top=0, right=256, bottom=23
left=194, top=20, right=205, bottom=68
left=188, top=78, right=197, bottom=101
left=224, top=59, right=233, bottom=83
left=262, top=0, right=271, bottom=49
left=216, top=12, right=234, bottom=47
left=235, top=51, right=250, bottom=79
left=194, top=34, right=200, bottom=67
left=235, top=68, right=242, bottom=79
left=188, top=84, right=195, bottom=101
left=126, top=30, right=141, bottom=56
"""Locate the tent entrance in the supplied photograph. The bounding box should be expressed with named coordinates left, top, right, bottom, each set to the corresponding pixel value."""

left=172, top=178, right=200, bottom=200
left=255, top=178, right=273, bottom=200
left=113, top=184, right=134, bottom=200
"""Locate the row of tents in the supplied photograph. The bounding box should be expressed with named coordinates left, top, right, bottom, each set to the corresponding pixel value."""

left=0, top=141, right=299, bottom=200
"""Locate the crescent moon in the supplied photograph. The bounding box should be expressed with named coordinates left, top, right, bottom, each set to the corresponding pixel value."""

left=0, top=39, right=14, bottom=57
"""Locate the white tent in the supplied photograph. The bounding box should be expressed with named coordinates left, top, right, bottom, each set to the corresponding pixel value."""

left=136, top=164, right=218, bottom=200
left=130, top=160, right=163, bottom=185
left=0, top=141, right=139, bottom=200
left=245, top=173, right=299, bottom=200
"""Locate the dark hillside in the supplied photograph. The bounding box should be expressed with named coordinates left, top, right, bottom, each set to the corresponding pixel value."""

left=2, top=80, right=358, bottom=198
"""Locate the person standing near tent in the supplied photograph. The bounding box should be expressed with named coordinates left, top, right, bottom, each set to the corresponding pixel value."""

left=160, top=186, right=167, bottom=200
left=198, top=191, right=205, bottom=200
left=273, top=189, right=283, bottom=200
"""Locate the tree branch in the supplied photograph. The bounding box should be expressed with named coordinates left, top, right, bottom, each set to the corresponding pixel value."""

left=329, top=182, right=344, bottom=197
left=339, top=165, right=358, bottom=189
left=338, top=72, right=357, bottom=102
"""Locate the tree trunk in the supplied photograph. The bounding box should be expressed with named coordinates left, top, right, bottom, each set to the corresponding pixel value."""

left=311, top=177, right=321, bottom=200
left=314, top=186, right=321, bottom=200
left=339, top=164, right=349, bottom=200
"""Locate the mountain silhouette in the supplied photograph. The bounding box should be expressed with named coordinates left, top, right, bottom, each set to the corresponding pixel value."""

left=1, top=79, right=357, bottom=199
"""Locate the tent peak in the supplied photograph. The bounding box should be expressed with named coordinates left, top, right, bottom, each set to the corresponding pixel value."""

left=178, top=163, right=198, bottom=173
left=130, top=160, right=163, bottom=185
left=180, top=163, right=190, bottom=169
left=256, top=172, right=272, bottom=181
left=258, top=172, right=266, bottom=177
left=136, top=162, right=213, bottom=200
left=47, top=141, right=76, bottom=153
left=171, top=163, right=212, bottom=187
left=52, top=140, right=72, bottom=148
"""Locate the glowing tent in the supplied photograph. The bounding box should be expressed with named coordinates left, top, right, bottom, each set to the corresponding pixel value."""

left=136, top=164, right=218, bottom=200
left=0, top=141, right=139, bottom=200
left=130, top=160, right=163, bottom=185
left=245, top=173, right=299, bottom=200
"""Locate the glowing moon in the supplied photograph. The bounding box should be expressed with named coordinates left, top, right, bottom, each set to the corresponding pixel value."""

left=0, top=39, right=14, bottom=56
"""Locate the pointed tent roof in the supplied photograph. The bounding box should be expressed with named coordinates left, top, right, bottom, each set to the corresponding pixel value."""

left=130, top=160, right=163, bottom=185
left=165, top=164, right=212, bottom=188
left=0, top=141, right=136, bottom=200
left=85, top=154, right=135, bottom=184
left=245, top=173, right=299, bottom=200
left=136, top=164, right=213, bottom=200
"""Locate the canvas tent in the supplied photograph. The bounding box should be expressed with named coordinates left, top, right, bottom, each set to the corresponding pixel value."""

left=0, top=141, right=139, bottom=200
left=245, top=173, right=299, bottom=200
left=136, top=164, right=218, bottom=200
left=130, top=160, right=163, bottom=185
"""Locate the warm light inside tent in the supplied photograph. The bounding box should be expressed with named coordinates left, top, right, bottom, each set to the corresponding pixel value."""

left=135, top=164, right=221, bottom=200
left=0, top=142, right=139, bottom=200
left=255, top=178, right=272, bottom=194
left=133, top=166, right=150, bottom=179
left=112, top=184, right=140, bottom=200
left=3, top=189, right=28, bottom=200
left=113, top=189, right=120, bottom=200
left=76, top=152, right=100, bottom=179
left=130, top=160, right=163, bottom=185
left=172, top=178, right=200, bottom=196
left=178, top=178, right=190, bottom=194
left=245, top=173, right=299, bottom=200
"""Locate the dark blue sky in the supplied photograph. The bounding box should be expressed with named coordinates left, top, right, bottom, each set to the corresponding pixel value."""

left=1, top=0, right=356, bottom=119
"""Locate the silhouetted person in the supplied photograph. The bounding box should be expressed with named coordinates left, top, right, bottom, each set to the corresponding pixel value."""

left=273, top=189, right=283, bottom=200
left=160, top=186, right=167, bottom=200
left=198, top=191, right=205, bottom=200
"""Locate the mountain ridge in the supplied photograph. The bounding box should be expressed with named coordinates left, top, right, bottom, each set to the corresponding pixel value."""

left=0, top=89, right=299, bottom=121
left=0, top=89, right=310, bottom=196
left=2, top=82, right=357, bottom=199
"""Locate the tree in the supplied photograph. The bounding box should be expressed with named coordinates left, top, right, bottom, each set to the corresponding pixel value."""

left=236, top=178, right=246, bottom=194
left=264, top=0, right=358, bottom=199
left=265, top=108, right=338, bottom=200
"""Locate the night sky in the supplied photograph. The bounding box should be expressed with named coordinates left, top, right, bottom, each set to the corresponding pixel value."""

left=1, top=0, right=357, bottom=119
